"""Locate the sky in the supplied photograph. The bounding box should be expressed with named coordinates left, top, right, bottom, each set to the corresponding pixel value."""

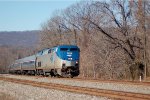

left=0, top=0, right=80, bottom=31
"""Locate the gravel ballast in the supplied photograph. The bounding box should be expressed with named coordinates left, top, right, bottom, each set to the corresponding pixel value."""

left=0, top=80, right=110, bottom=100
left=1, top=74, right=150, bottom=95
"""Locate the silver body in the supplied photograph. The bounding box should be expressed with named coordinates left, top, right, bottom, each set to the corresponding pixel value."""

left=9, top=46, right=79, bottom=77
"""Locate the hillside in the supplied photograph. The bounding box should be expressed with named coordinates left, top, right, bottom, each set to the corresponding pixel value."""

left=0, top=30, right=40, bottom=47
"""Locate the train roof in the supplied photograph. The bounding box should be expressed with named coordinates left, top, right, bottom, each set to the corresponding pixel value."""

left=56, top=45, right=79, bottom=49
left=14, top=45, right=79, bottom=64
left=15, top=55, right=36, bottom=63
left=36, top=45, right=79, bottom=54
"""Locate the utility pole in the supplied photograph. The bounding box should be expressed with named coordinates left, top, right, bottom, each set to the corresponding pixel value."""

left=143, top=0, right=147, bottom=81
left=138, top=0, right=147, bottom=80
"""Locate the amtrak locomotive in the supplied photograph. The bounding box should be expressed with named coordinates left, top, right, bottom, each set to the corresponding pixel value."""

left=9, top=45, right=80, bottom=78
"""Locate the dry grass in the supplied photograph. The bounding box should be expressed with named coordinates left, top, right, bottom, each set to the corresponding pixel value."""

left=0, top=92, right=16, bottom=100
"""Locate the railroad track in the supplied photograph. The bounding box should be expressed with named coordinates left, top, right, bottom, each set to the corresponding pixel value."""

left=71, top=77, right=150, bottom=86
left=10, top=74, right=150, bottom=86
left=5, top=74, right=150, bottom=86
left=0, top=77, right=150, bottom=100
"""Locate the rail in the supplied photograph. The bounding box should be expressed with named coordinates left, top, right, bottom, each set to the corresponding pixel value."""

left=0, top=77, right=150, bottom=100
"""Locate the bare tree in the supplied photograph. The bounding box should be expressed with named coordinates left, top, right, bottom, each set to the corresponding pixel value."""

left=40, top=0, right=150, bottom=80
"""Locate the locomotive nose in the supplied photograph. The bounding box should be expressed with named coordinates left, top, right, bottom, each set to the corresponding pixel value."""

left=62, top=60, right=79, bottom=67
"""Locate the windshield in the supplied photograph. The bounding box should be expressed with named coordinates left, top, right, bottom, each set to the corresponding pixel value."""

left=60, top=48, right=68, bottom=51
left=70, top=48, right=78, bottom=51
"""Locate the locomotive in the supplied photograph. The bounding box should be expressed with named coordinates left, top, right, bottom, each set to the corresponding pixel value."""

left=9, top=45, right=80, bottom=78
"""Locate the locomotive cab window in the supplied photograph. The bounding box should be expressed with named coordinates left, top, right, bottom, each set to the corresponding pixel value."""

left=37, top=51, right=43, bottom=56
left=70, top=48, right=78, bottom=51
left=60, top=48, right=68, bottom=51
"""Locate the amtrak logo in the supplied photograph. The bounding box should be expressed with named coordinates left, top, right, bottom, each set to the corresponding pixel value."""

left=67, top=52, right=72, bottom=57
left=67, top=52, right=72, bottom=54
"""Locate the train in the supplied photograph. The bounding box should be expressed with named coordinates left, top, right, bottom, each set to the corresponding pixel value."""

left=9, top=45, right=80, bottom=78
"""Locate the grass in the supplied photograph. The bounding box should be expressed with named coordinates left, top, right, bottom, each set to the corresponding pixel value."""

left=0, top=92, right=16, bottom=100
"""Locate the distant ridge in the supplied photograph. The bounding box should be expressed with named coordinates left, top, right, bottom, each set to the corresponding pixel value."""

left=0, top=30, right=40, bottom=47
